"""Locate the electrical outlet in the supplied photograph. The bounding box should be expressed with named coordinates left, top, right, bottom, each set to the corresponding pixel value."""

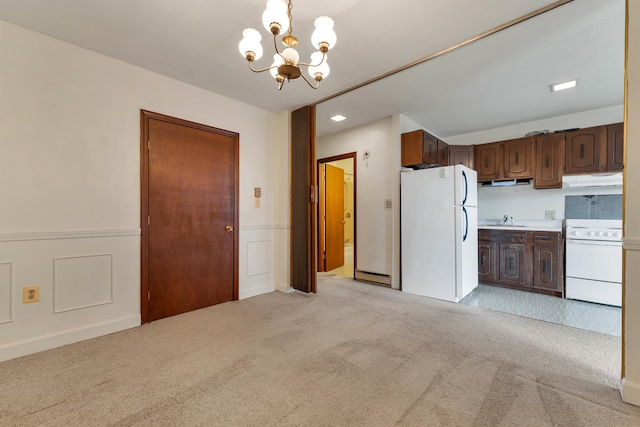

left=384, top=199, right=392, bottom=210
left=545, top=210, right=556, bottom=220
left=23, top=286, right=40, bottom=303
left=254, top=199, right=261, bottom=208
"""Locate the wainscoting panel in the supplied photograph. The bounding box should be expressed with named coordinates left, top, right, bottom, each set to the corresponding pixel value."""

left=54, top=254, right=113, bottom=313
left=239, top=226, right=281, bottom=299
left=0, top=230, right=140, bottom=362
left=0, top=263, right=12, bottom=324
left=247, top=240, right=272, bottom=276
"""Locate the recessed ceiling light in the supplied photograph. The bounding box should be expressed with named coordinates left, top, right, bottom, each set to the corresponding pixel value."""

left=330, top=115, right=347, bottom=122
left=550, top=80, right=577, bottom=92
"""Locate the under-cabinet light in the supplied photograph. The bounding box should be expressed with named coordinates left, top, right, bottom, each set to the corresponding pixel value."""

left=550, top=80, right=577, bottom=92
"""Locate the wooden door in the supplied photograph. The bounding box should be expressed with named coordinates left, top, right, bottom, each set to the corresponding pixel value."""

left=141, top=111, right=238, bottom=323
left=533, top=133, right=563, bottom=189
left=291, top=106, right=317, bottom=293
left=606, top=122, right=624, bottom=171
left=503, top=137, right=533, bottom=179
left=324, top=164, right=345, bottom=271
left=564, top=126, right=604, bottom=173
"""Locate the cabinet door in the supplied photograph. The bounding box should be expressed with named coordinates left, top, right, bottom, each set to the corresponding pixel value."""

left=503, top=137, right=533, bottom=178
left=564, top=126, right=605, bottom=173
left=437, top=140, right=449, bottom=166
left=532, top=245, right=561, bottom=292
left=606, top=122, right=624, bottom=171
left=532, top=232, right=563, bottom=292
left=401, top=130, right=424, bottom=167
left=474, top=142, right=502, bottom=181
left=498, top=243, right=527, bottom=286
left=533, top=133, right=563, bottom=189
left=422, top=132, right=439, bottom=165
left=449, top=145, right=474, bottom=168
left=478, top=242, right=497, bottom=282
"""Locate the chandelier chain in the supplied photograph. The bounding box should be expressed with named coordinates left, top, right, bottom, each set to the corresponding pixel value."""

left=287, top=1, right=293, bottom=37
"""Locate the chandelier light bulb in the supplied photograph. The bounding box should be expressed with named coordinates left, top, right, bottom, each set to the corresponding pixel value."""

left=262, top=0, right=290, bottom=35
left=308, top=52, right=330, bottom=80
left=270, top=54, right=285, bottom=78
left=311, top=16, right=337, bottom=52
left=281, top=47, right=300, bottom=66
left=238, top=28, right=263, bottom=61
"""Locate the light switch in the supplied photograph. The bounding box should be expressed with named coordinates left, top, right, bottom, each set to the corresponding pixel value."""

left=254, top=187, right=261, bottom=198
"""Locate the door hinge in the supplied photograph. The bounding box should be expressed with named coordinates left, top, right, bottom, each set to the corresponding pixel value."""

left=147, top=216, right=150, bottom=226
left=147, top=140, right=150, bottom=150
left=148, top=291, right=151, bottom=301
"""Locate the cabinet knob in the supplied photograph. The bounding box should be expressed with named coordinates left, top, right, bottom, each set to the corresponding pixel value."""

left=225, top=225, right=234, bottom=232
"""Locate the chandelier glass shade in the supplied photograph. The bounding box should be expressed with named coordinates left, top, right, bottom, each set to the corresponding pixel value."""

left=239, top=0, right=337, bottom=90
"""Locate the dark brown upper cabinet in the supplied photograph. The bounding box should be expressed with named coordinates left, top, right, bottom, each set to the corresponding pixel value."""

left=606, top=122, right=624, bottom=171
left=503, top=137, right=534, bottom=179
left=449, top=145, right=474, bottom=169
left=401, top=130, right=448, bottom=168
left=474, top=142, right=502, bottom=181
left=564, top=126, right=605, bottom=174
left=533, top=133, right=563, bottom=189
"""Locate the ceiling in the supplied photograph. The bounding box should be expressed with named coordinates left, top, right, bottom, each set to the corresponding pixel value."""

left=0, top=0, right=624, bottom=139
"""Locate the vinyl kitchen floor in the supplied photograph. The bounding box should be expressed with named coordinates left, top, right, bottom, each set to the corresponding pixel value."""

left=460, top=284, right=622, bottom=337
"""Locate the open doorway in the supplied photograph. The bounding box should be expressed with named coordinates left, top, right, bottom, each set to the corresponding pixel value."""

left=317, top=153, right=356, bottom=279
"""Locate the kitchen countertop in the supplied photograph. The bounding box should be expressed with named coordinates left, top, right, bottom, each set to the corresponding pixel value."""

left=478, top=219, right=563, bottom=232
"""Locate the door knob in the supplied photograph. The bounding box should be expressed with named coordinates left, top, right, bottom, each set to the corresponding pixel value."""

left=225, top=225, right=234, bottom=232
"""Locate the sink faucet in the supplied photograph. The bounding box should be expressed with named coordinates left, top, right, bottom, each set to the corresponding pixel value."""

left=503, top=215, right=514, bottom=225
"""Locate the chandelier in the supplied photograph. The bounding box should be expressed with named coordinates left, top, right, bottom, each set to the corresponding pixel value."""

left=238, top=0, right=337, bottom=90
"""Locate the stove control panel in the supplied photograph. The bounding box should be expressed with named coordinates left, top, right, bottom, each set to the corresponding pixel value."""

left=566, top=228, right=622, bottom=241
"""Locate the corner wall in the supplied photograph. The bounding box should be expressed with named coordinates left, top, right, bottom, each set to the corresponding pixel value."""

left=621, top=0, right=640, bottom=407
left=0, top=20, right=288, bottom=361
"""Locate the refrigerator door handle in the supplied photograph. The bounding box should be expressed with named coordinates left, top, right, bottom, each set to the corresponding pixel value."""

left=463, top=206, right=469, bottom=242
left=462, top=170, right=468, bottom=205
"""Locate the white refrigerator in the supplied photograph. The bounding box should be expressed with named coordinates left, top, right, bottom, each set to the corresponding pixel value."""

left=401, top=165, right=478, bottom=302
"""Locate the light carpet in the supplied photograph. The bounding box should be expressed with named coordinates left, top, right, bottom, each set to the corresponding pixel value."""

left=1, top=274, right=639, bottom=426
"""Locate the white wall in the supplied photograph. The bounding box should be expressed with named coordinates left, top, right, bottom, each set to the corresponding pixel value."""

left=621, top=1, right=640, bottom=407
left=0, top=20, right=289, bottom=361
left=317, top=116, right=402, bottom=288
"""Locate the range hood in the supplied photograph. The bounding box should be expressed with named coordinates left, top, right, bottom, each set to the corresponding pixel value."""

left=562, top=172, right=623, bottom=188
left=481, top=178, right=531, bottom=187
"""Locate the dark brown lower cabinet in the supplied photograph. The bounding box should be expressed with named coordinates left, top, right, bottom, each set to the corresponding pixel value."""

left=478, top=242, right=497, bottom=282
left=499, top=243, right=527, bottom=286
left=478, top=229, right=563, bottom=297
left=532, top=232, right=563, bottom=292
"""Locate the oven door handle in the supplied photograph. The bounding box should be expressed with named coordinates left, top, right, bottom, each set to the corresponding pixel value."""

left=566, top=239, right=622, bottom=247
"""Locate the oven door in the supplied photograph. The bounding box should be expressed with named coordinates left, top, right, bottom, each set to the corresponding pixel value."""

left=565, top=239, right=622, bottom=283
left=565, top=239, right=622, bottom=306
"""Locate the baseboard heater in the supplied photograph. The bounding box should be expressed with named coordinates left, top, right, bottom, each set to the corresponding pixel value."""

left=354, top=270, right=391, bottom=286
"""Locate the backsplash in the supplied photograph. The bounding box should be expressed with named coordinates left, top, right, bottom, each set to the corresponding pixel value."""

left=564, top=194, right=622, bottom=220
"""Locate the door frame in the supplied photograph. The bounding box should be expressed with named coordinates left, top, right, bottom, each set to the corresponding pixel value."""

left=317, top=152, right=357, bottom=277
left=140, top=110, right=239, bottom=323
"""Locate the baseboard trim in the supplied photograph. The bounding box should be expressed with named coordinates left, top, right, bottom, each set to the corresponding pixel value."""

left=355, top=270, right=391, bottom=286
left=621, top=378, right=640, bottom=406
left=239, top=283, right=276, bottom=300
left=0, top=314, right=140, bottom=362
